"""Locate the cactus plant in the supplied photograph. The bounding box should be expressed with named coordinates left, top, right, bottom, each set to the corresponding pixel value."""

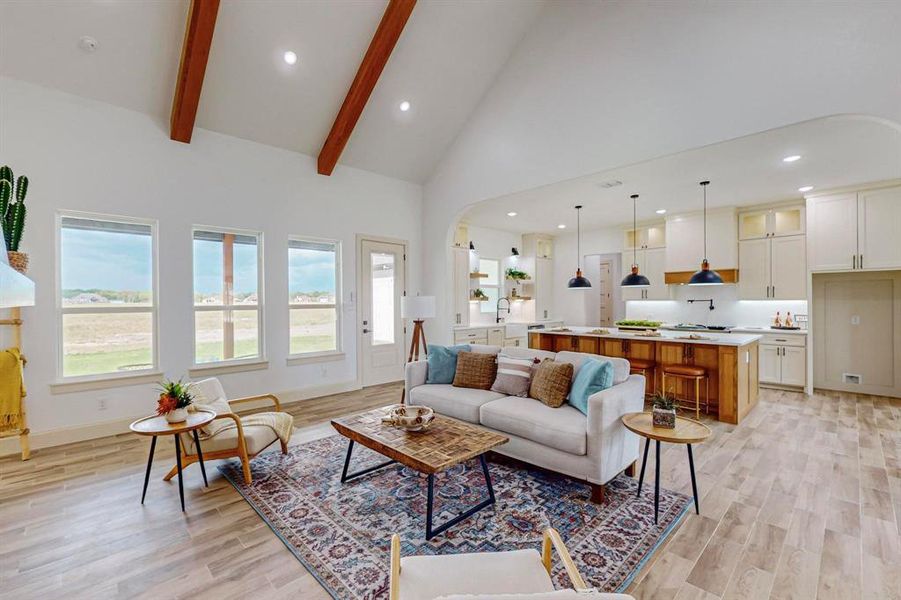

left=7, top=202, right=26, bottom=252
left=0, top=166, right=28, bottom=252
left=0, top=165, right=12, bottom=185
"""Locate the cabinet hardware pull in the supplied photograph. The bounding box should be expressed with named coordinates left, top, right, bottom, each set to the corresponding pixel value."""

left=860, top=254, right=863, bottom=268
left=772, top=285, right=775, bottom=297
left=853, top=254, right=856, bottom=269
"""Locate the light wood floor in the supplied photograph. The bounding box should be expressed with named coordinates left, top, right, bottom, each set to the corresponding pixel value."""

left=1, top=385, right=899, bottom=599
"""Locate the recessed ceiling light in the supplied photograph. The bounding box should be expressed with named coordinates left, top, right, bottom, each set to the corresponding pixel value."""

left=399, top=100, right=411, bottom=112
left=656, top=209, right=667, bottom=214
left=782, top=155, right=801, bottom=163
left=798, top=185, right=814, bottom=193
left=78, top=36, right=99, bottom=53
left=283, top=51, right=298, bottom=65
left=507, top=212, right=517, bottom=217
left=557, top=224, right=566, bottom=229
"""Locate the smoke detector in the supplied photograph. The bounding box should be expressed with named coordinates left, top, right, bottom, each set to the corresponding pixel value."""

left=79, top=36, right=99, bottom=53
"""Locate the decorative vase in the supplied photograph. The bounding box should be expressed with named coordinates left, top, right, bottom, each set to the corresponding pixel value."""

left=652, top=407, right=676, bottom=428
left=165, top=407, right=188, bottom=424
left=7, top=251, right=28, bottom=274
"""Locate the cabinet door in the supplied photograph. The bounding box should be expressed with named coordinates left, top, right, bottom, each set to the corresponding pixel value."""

left=487, top=327, right=505, bottom=346
left=644, top=248, right=668, bottom=299
left=623, top=228, right=646, bottom=250
left=602, top=339, right=626, bottom=358
left=452, top=248, right=470, bottom=326
left=771, top=206, right=805, bottom=237
left=780, top=346, right=806, bottom=386
left=553, top=335, right=576, bottom=352
left=738, top=238, right=771, bottom=299
left=771, top=235, right=807, bottom=300
left=739, top=210, right=770, bottom=240
left=759, top=345, right=782, bottom=384
left=808, top=193, right=857, bottom=271
left=858, top=186, right=901, bottom=270
left=535, top=257, right=554, bottom=320
left=620, top=252, right=645, bottom=300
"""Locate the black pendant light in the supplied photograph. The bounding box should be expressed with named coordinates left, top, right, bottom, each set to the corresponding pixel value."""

left=688, top=180, right=724, bottom=285
left=621, top=194, right=651, bottom=287
left=568, top=205, right=592, bottom=289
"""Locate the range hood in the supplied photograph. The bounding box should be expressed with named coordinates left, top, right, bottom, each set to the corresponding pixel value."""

left=0, top=224, right=35, bottom=308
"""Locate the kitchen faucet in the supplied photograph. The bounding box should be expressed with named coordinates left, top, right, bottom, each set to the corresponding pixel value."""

left=687, top=298, right=715, bottom=311
left=496, top=297, right=511, bottom=323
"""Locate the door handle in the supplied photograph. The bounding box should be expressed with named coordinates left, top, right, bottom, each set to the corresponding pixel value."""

left=363, top=328, right=370, bottom=334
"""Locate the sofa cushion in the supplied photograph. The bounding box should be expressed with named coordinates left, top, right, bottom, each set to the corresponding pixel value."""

left=480, top=396, right=587, bottom=455
left=529, top=359, right=574, bottom=408
left=453, top=351, right=498, bottom=390
left=427, top=345, right=470, bottom=384
left=555, top=351, right=630, bottom=385
left=491, top=354, right=538, bottom=397
left=568, top=358, right=615, bottom=415
left=410, top=384, right=505, bottom=423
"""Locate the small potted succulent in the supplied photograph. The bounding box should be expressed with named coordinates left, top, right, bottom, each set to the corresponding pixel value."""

left=156, top=378, right=194, bottom=424
left=505, top=267, right=531, bottom=281
left=0, top=165, right=29, bottom=274
left=471, top=288, right=489, bottom=301
left=651, top=391, right=677, bottom=428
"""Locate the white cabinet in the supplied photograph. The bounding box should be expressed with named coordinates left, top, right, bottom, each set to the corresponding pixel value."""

left=759, top=334, right=806, bottom=388
left=665, top=208, right=737, bottom=272
left=621, top=248, right=667, bottom=300
left=623, top=223, right=666, bottom=250
left=781, top=346, right=807, bottom=387
left=487, top=326, right=505, bottom=346
left=534, top=257, right=554, bottom=320
left=808, top=186, right=901, bottom=272
left=858, top=186, right=901, bottom=270
left=620, top=253, right=644, bottom=301
left=739, top=235, right=806, bottom=300
left=759, top=345, right=782, bottom=384
left=453, top=327, right=488, bottom=345
left=739, top=206, right=805, bottom=240
left=452, top=247, right=470, bottom=326
left=504, top=336, right=527, bottom=348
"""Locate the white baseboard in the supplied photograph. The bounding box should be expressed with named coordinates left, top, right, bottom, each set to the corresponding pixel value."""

left=0, top=380, right=361, bottom=458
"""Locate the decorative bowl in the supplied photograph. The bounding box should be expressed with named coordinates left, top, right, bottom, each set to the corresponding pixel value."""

left=381, top=404, right=435, bottom=432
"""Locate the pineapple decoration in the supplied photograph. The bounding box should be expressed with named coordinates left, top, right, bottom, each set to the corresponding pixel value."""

left=0, top=165, right=29, bottom=273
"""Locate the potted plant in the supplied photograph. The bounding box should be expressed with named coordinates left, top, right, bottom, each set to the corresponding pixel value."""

left=156, top=378, right=194, bottom=424
left=651, top=391, right=677, bottom=428
left=504, top=267, right=531, bottom=281
left=471, top=288, right=489, bottom=301
left=0, top=165, right=29, bottom=274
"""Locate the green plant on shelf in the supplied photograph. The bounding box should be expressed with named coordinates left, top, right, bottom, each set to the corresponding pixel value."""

left=504, top=267, right=531, bottom=281
left=471, top=288, right=489, bottom=301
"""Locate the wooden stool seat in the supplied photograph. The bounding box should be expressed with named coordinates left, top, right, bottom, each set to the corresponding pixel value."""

left=663, top=364, right=706, bottom=377
left=629, top=358, right=656, bottom=371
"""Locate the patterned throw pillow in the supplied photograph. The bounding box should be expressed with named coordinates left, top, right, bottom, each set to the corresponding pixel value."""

left=452, top=351, right=498, bottom=390
left=529, top=359, right=574, bottom=408
left=491, top=354, right=539, bottom=397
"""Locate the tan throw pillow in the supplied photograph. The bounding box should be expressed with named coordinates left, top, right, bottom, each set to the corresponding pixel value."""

left=453, top=351, right=498, bottom=390
left=529, top=359, right=574, bottom=408
left=491, top=354, right=539, bottom=397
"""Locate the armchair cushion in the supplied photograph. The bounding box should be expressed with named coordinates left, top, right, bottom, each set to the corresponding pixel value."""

left=399, top=549, right=554, bottom=600
left=185, top=420, right=279, bottom=455
left=188, top=377, right=232, bottom=437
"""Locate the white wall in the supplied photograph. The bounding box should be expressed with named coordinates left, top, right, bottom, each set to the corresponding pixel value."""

left=0, top=77, right=422, bottom=451
left=465, top=225, right=527, bottom=325
left=421, top=1, right=901, bottom=344
left=551, top=227, right=622, bottom=325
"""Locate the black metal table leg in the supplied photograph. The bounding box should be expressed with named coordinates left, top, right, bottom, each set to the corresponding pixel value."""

left=425, top=453, right=496, bottom=540
left=636, top=437, right=650, bottom=497
left=654, top=440, right=660, bottom=525
left=687, top=443, right=700, bottom=514
left=174, top=434, right=185, bottom=512
left=141, top=436, right=157, bottom=504
left=340, top=439, right=396, bottom=483
left=192, top=429, right=208, bottom=487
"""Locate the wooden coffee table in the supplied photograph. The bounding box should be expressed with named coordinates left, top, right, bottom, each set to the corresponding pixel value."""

left=331, top=407, right=509, bottom=540
left=622, top=412, right=712, bottom=524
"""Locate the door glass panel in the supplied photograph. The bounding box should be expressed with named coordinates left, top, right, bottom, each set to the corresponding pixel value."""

left=371, top=252, right=395, bottom=345
left=773, top=208, right=802, bottom=235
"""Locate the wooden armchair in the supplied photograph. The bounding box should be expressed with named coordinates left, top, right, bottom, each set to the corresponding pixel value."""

left=163, top=378, right=290, bottom=484
left=389, top=527, right=634, bottom=600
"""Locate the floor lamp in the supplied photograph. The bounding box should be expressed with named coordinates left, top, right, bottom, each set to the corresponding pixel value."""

left=400, top=295, right=435, bottom=403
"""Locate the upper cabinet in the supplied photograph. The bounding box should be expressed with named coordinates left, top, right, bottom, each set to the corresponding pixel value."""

left=739, top=235, right=806, bottom=300
left=665, top=208, right=738, bottom=273
left=623, top=223, right=666, bottom=250
left=451, top=246, right=470, bottom=326
left=452, top=223, right=469, bottom=248
left=522, top=234, right=555, bottom=320
left=739, top=206, right=805, bottom=240
left=808, top=185, right=901, bottom=272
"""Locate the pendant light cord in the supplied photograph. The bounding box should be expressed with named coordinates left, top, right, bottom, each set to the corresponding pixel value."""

left=703, top=183, right=707, bottom=260
left=633, top=195, right=638, bottom=267
left=576, top=206, right=581, bottom=269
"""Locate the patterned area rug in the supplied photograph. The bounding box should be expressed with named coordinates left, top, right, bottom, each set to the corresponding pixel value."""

left=220, top=435, right=691, bottom=599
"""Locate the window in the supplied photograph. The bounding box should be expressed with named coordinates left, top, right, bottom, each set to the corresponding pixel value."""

left=193, top=228, right=263, bottom=365
left=289, top=238, right=340, bottom=355
left=58, top=214, right=157, bottom=379
left=479, top=258, right=500, bottom=314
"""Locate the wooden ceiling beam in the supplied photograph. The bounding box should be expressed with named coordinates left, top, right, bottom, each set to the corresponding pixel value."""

left=317, top=0, right=416, bottom=175
left=170, top=0, right=220, bottom=143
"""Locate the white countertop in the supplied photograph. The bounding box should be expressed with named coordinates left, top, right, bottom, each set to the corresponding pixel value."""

left=453, top=320, right=562, bottom=330
left=731, top=326, right=808, bottom=336
left=534, top=326, right=761, bottom=347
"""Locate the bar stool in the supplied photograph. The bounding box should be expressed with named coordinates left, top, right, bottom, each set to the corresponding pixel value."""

left=661, top=365, right=709, bottom=419
left=629, top=358, right=656, bottom=397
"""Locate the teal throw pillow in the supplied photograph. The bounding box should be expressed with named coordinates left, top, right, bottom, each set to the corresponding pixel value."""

left=426, top=344, right=470, bottom=384
left=568, top=358, right=615, bottom=415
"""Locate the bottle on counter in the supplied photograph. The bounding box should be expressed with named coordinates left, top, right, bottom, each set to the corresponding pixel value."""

left=774, top=311, right=782, bottom=327
left=785, top=312, right=793, bottom=328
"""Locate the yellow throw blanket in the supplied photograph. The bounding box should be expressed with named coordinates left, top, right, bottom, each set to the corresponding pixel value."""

left=204, top=411, right=294, bottom=447
left=0, top=347, right=26, bottom=432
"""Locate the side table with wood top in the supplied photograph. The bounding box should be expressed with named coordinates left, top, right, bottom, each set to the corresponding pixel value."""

left=621, top=412, right=712, bottom=524
left=129, top=409, right=216, bottom=511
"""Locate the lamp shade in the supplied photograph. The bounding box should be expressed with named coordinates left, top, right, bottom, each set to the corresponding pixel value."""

left=401, top=295, right=436, bottom=319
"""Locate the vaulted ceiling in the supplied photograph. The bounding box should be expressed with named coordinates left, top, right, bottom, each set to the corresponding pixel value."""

left=0, top=0, right=543, bottom=183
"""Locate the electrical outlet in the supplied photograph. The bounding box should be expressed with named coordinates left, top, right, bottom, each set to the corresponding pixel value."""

left=97, top=397, right=108, bottom=411
left=320, top=364, right=328, bottom=378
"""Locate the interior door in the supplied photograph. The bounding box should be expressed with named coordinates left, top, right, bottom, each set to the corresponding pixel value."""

left=360, top=239, right=406, bottom=386
left=598, top=259, right=613, bottom=325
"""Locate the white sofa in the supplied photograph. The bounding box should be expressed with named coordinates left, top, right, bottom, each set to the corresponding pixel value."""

left=405, top=345, right=645, bottom=502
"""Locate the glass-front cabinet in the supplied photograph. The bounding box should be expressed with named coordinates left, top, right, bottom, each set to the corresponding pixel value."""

left=739, top=205, right=805, bottom=240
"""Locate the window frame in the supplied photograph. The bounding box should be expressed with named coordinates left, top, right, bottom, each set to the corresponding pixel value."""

left=478, top=257, right=501, bottom=314
left=288, top=235, right=343, bottom=359
left=191, top=224, right=265, bottom=369
left=55, top=210, right=160, bottom=383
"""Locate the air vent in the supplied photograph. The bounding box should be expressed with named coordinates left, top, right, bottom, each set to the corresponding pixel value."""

left=596, top=180, right=623, bottom=189
left=843, top=373, right=862, bottom=385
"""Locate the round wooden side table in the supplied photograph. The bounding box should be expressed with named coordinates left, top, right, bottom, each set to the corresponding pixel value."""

left=130, top=409, right=216, bottom=511
left=621, top=412, right=712, bottom=524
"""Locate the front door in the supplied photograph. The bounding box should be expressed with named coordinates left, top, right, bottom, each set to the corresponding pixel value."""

left=360, top=239, right=406, bottom=386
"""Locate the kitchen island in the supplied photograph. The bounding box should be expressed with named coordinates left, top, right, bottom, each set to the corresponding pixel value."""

left=529, top=327, right=760, bottom=424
